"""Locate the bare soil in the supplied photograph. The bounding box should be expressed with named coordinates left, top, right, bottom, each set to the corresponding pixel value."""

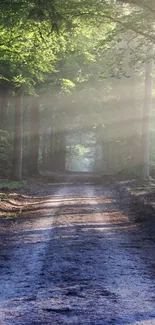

left=0, top=178, right=155, bottom=324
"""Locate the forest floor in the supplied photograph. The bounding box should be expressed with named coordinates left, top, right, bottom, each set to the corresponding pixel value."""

left=0, top=175, right=155, bottom=324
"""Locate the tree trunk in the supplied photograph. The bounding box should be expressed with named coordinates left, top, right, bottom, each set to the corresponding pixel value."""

left=28, top=96, right=40, bottom=175
left=11, top=92, right=23, bottom=181
left=51, top=129, right=60, bottom=171
left=48, top=127, right=55, bottom=170
left=58, top=131, right=66, bottom=170
left=0, top=86, right=8, bottom=130
left=41, top=132, right=47, bottom=170
left=141, top=53, right=153, bottom=180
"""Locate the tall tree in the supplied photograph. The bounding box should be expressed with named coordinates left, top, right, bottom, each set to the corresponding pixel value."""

left=141, top=50, right=153, bottom=180
left=11, top=91, right=23, bottom=181
left=0, top=84, right=9, bottom=130
left=28, top=96, right=40, bottom=175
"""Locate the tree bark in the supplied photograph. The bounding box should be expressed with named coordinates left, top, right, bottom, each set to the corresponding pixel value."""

left=0, top=86, right=8, bottom=130
left=140, top=53, right=153, bottom=180
left=28, top=96, right=40, bottom=175
left=11, top=92, right=23, bottom=181
left=128, top=70, right=141, bottom=169
left=53, top=130, right=60, bottom=170
left=41, top=131, right=47, bottom=170
left=48, top=127, right=55, bottom=170
left=58, top=131, right=66, bottom=170
left=48, top=129, right=59, bottom=171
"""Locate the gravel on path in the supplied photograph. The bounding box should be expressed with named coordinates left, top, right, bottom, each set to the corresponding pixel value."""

left=0, top=184, right=155, bottom=324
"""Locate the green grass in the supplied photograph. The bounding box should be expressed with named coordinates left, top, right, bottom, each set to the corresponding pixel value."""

left=0, top=179, right=23, bottom=190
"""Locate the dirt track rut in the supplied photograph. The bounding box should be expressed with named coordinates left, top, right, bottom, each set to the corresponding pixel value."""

left=0, top=184, right=155, bottom=324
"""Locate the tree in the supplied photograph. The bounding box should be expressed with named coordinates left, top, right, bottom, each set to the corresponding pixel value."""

left=0, top=2, right=69, bottom=179
left=28, top=96, right=40, bottom=175
left=141, top=49, right=153, bottom=180
left=1, top=0, right=155, bottom=180
left=11, top=91, right=23, bottom=181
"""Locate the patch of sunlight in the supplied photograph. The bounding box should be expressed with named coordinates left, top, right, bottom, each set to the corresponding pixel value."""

left=130, top=190, right=148, bottom=196
left=54, top=235, right=78, bottom=239
left=82, top=226, right=113, bottom=231
left=21, top=235, right=50, bottom=244
left=47, top=182, right=74, bottom=185
left=134, top=321, right=155, bottom=325
left=47, top=197, right=90, bottom=201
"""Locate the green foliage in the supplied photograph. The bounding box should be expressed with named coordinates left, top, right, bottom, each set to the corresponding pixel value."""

left=0, top=180, right=23, bottom=191
left=61, top=79, right=75, bottom=93
left=0, top=20, right=65, bottom=92
left=0, top=130, right=11, bottom=171
left=1, top=0, right=152, bottom=94
left=1, top=0, right=155, bottom=179
left=72, top=144, right=90, bottom=158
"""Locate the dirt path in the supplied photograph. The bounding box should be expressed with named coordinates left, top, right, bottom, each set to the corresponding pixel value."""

left=0, top=184, right=155, bottom=324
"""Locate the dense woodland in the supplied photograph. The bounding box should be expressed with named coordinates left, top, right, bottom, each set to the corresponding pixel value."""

left=1, top=0, right=155, bottom=181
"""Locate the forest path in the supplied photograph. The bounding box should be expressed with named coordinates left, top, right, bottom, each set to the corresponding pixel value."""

left=0, top=184, right=155, bottom=324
